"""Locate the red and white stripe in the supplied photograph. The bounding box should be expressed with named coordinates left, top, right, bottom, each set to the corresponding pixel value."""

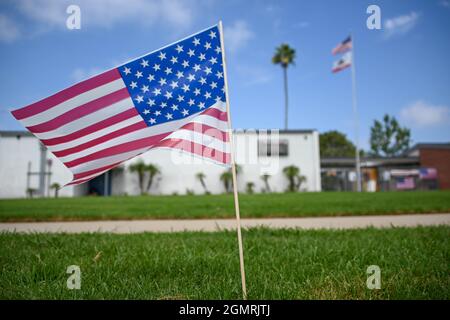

left=332, top=52, right=352, bottom=73
left=332, top=62, right=351, bottom=73
left=331, top=39, right=352, bottom=55
left=11, top=69, right=230, bottom=186
left=154, top=103, right=230, bottom=167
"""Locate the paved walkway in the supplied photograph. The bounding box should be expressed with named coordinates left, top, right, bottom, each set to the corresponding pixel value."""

left=0, top=213, right=449, bottom=234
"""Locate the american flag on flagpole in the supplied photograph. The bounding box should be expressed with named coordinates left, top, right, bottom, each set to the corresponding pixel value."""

left=331, top=36, right=353, bottom=73
left=11, top=25, right=230, bottom=186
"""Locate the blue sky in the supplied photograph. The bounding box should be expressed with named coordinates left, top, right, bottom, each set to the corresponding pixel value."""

left=1, top=0, right=449, bottom=151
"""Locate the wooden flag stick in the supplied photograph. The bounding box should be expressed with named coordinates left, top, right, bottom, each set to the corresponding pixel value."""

left=218, top=20, right=248, bottom=300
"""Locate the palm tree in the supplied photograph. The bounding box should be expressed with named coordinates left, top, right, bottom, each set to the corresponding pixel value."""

left=272, top=44, right=296, bottom=129
left=283, top=165, right=300, bottom=192
left=26, top=187, right=36, bottom=198
left=50, top=182, right=60, bottom=198
left=260, top=174, right=271, bottom=193
left=246, top=182, right=255, bottom=194
left=283, top=165, right=307, bottom=192
left=295, top=175, right=307, bottom=191
left=220, top=165, right=242, bottom=193
left=129, top=160, right=147, bottom=195
left=145, top=163, right=160, bottom=193
left=220, top=171, right=233, bottom=193
left=196, top=172, right=208, bottom=194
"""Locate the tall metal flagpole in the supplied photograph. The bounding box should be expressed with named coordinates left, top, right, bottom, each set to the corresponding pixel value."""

left=350, top=33, right=362, bottom=192
left=218, top=20, right=248, bottom=300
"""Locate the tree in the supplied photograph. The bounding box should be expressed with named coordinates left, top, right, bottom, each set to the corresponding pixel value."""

left=145, top=163, right=160, bottom=193
left=295, top=175, right=306, bottom=190
left=320, top=130, right=357, bottom=158
left=220, top=171, right=232, bottom=193
left=370, top=114, right=411, bottom=157
left=50, top=182, right=60, bottom=198
left=26, top=188, right=36, bottom=198
left=196, top=172, right=209, bottom=194
left=260, top=174, right=272, bottom=193
left=283, top=165, right=299, bottom=192
left=129, top=160, right=147, bottom=195
left=246, top=182, right=255, bottom=194
left=220, top=165, right=242, bottom=193
left=283, top=165, right=307, bottom=192
left=272, top=44, right=296, bottom=129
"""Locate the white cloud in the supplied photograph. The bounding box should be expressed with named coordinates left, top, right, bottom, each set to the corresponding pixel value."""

left=265, top=5, right=277, bottom=12
left=70, top=53, right=137, bottom=82
left=31, top=0, right=192, bottom=27
left=8, top=0, right=196, bottom=40
left=224, top=20, right=254, bottom=53
left=400, top=101, right=450, bottom=128
left=236, top=65, right=272, bottom=86
left=293, top=21, right=309, bottom=29
left=71, top=67, right=105, bottom=82
left=439, top=0, right=450, bottom=8
left=383, top=11, right=420, bottom=38
left=159, top=0, right=193, bottom=28
left=0, top=14, right=20, bottom=43
left=17, top=0, right=66, bottom=27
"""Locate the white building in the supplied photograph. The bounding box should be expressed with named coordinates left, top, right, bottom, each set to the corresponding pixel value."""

left=0, top=129, right=321, bottom=198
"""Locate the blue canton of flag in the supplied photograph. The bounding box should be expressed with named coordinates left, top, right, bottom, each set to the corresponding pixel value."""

left=119, top=26, right=226, bottom=127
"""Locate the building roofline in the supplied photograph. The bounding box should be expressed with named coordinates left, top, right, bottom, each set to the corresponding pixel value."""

left=0, top=131, right=33, bottom=137
left=321, top=156, right=418, bottom=160
left=407, top=143, right=450, bottom=152
left=1, top=129, right=317, bottom=137
left=234, top=129, right=316, bottom=134
left=278, top=129, right=316, bottom=134
left=321, top=156, right=420, bottom=166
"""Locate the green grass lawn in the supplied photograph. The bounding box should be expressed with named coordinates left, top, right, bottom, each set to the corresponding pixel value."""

left=0, top=226, right=448, bottom=299
left=0, top=191, right=449, bottom=222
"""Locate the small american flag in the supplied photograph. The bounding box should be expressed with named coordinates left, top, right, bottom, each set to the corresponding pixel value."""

left=332, top=36, right=352, bottom=55
left=11, top=25, right=230, bottom=186
left=396, top=177, right=415, bottom=190
left=419, top=168, right=437, bottom=180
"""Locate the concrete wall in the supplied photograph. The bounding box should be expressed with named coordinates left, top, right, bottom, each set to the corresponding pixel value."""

left=0, top=130, right=321, bottom=198
left=115, top=130, right=321, bottom=195
left=0, top=133, right=75, bottom=198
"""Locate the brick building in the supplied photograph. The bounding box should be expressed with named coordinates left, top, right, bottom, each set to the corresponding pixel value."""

left=321, top=143, right=450, bottom=191
left=406, top=143, right=450, bottom=190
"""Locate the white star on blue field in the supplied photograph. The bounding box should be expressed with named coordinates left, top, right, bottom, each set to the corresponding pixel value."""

left=118, top=26, right=225, bottom=127
left=1, top=0, right=449, bottom=148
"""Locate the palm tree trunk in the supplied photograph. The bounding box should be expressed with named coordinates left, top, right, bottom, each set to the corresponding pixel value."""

left=200, top=179, right=207, bottom=193
left=146, top=173, right=156, bottom=193
left=138, top=173, right=144, bottom=195
left=283, top=66, right=289, bottom=130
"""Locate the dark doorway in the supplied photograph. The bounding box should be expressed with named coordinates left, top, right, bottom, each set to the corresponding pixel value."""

left=87, top=172, right=111, bottom=196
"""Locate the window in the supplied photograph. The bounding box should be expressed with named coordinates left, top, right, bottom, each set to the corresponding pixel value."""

left=258, top=139, right=289, bottom=157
